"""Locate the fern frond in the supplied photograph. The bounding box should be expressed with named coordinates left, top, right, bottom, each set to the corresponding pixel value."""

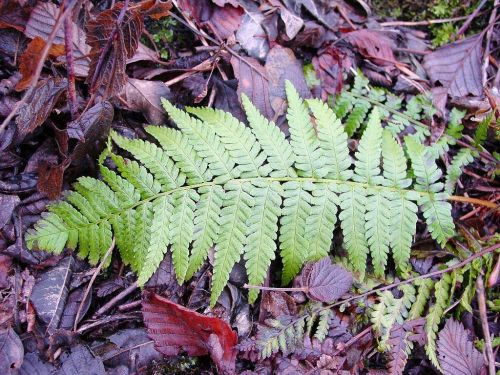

left=408, top=278, right=433, bottom=319
left=285, top=81, right=327, bottom=178
left=185, top=185, right=224, bottom=280
left=27, top=84, right=463, bottom=306
left=161, top=98, right=238, bottom=183
left=241, top=94, right=296, bottom=177
left=425, top=273, right=451, bottom=369
left=306, top=99, right=353, bottom=180
left=314, top=309, right=333, bottom=341
left=279, top=181, right=313, bottom=284
left=444, top=148, right=475, bottom=194
left=211, top=181, right=254, bottom=305
left=244, top=181, right=282, bottom=303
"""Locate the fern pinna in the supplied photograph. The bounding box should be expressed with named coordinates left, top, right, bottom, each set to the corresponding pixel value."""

left=26, top=82, right=456, bottom=306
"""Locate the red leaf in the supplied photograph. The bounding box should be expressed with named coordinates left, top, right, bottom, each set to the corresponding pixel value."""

left=142, top=291, right=238, bottom=374
left=423, top=35, right=483, bottom=99
left=438, top=319, right=484, bottom=375
left=302, top=257, right=353, bottom=302
left=344, top=29, right=397, bottom=66
left=86, top=2, right=143, bottom=98
left=312, top=46, right=347, bottom=101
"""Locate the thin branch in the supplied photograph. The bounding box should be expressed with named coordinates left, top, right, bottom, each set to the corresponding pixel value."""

left=476, top=275, right=495, bottom=375
left=0, top=0, right=77, bottom=135
left=94, top=281, right=139, bottom=317
left=63, top=1, right=78, bottom=119
left=482, top=0, right=499, bottom=85
left=455, top=0, right=489, bottom=38
left=380, top=9, right=494, bottom=27
left=74, top=237, right=115, bottom=331
left=448, top=195, right=498, bottom=209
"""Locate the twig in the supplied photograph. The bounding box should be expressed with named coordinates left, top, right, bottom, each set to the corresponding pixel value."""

left=244, top=284, right=307, bottom=292
left=455, top=0, right=489, bottom=38
left=118, top=300, right=141, bottom=311
left=63, top=1, right=78, bottom=119
left=448, top=195, right=498, bottom=209
left=332, top=326, right=372, bottom=356
left=74, top=237, right=115, bottom=331
left=488, top=253, right=499, bottom=287
left=0, top=0, right=77, bottom=136
left=94, top=281, right=139, bottom=317
left=476, top=275, right=495, bottom=375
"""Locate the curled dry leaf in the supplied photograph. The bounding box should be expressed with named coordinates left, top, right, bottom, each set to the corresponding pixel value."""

left=86, top=2, right=143, bottom=98
left=16, top=77, right=68, bottom=137
left=0, top=327, right=24, bottom=374
left=302, top=257, right=353, bottom=302
left=423, top=35, right=483, bottom=101
left=437, top=319, right=484, bottom=375
left=312, top=46, right=347, bottom=100
left=142, top=291, right=238, bottom=374
left=24, top=2, right=91, bottom=77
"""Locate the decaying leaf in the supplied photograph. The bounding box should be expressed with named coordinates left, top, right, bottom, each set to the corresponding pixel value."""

left=437, top=319, right=484, bottom=375
left=57, top=345, right=105, bottom=375
left=16, top=77, right=67, bottom=137
left=0, top=0, right=30, bottom=32
left=16, top=36, right=65, bottom=91
left=142, top=291, right=238, bottom=374
left=312, top=46, right=346, bottom=100
left=345, top=29, right=397, bottom=66
left=24, top=2, right=91, bottom=77
left=302, top=257, right=353, bottom=302
left=0, top=193, right=20, bottom=228
left=30, top=256, right=74, bottom=330
left=86, top=2, right=143, bottom=98
left=36, top=160, right=66, bottom=200
left=423, top=35, right=483, bottom=101
left=122, top=78, right=172, bottom=124
left=0, top=327, right=24, bottom=374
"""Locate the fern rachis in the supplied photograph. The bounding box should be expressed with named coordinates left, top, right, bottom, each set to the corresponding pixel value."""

left=27, top=83, right=460, bottom=307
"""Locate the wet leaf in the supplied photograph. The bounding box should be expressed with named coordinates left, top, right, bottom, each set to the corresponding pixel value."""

left=142, top=291, right=238, bottom=374
left=312, top=46, right=346, bottom=100
left=438, top=319, right=484, bottom=375
left=57, top=345, right=105, bottom=375
left=86, top=2, right=143, bottom=98
left=36, top=161, right=65, bottom=200
left=24, top=2, right=90, bottom=77
left=423, top=35, right=483, bottom=100
left=303, top=257, right=353, bottom=302
left=30, top=256, right=74, bottom=330
left=59, top=286, right=92, bottom=330
left=0, top=193, right=20, bottom=228
left=15, top=78, right=67, bottom=137
left=236, top=12, right=269, bottom=60
left=122, top=78, right=172, bottom=124
left=0, top=327, right=24, bottom=374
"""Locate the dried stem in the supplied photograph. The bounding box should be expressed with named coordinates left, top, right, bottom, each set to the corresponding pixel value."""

left=476, top=275, right=495, bottom=375
left=0, top=0, right=77, bottom=135
left=380, top=8, right=495, bottom=27
left=94, top=281, right=139, bottom=317
left=455, top=0, right=489, bottom=38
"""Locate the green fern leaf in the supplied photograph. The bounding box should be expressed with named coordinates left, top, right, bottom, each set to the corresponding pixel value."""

left=444, top=148, right=475, bottom=194
left=408, top=278, right=434, bottom=319
left=285, top=81, right=327, bottom=178
left=244, top=181, right=282, bottom=303
left=366, top=189, right=391, bottom=277
left=211, top=181, right=254, bottom=306
left=185, top=185, right=224, bottom=280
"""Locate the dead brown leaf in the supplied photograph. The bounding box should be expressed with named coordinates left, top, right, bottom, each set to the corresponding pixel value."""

left=16, top=36, right=65, bottom=91
left=0, top=0, right=31, bottom=32
left=123, top=78, right=172, bottom=124
left=86, top=2, right=143, bottom=98
left=312, top=46, right=347, bottom=100
left=15, top=78, right=67, bottom=137
left=344, top=29, right=397, bottom=66
left=37, top=160, right=66, bottom=200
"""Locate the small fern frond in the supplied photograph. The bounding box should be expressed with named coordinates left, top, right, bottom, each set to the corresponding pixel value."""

left=408, top=279, right=434, bottom=319
left=425, top=273, right=452, bottom=369
left=444, top=148, right=475, bottom=194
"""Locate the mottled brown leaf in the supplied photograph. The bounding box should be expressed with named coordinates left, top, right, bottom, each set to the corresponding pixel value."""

left=438, top=319, right=484, bottom=375
left=24, top=2, right=90, bottom=77
left=86, top=2, right=143, bottom=98
left=312, top=46, right=347, bottom=100
left=136, top=0, right=172, bottom=20
left=16, top=36, right=65, bottom=91
left=123, top=78, right=171, bottom=124
left=0, top=327, right=24, bottom=374
left=0, top=193, right=20, bottom=228
left=16, top=78, right=67, bottom=137
left=345, top=29, right=397, bottom=66
left=303, top=257, right=353, bottom=302
left=423, top=35, right=483, bottom=99
left=142, top=291, right=238, bottom=374
left=36, top=160, right=66, bottom=200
